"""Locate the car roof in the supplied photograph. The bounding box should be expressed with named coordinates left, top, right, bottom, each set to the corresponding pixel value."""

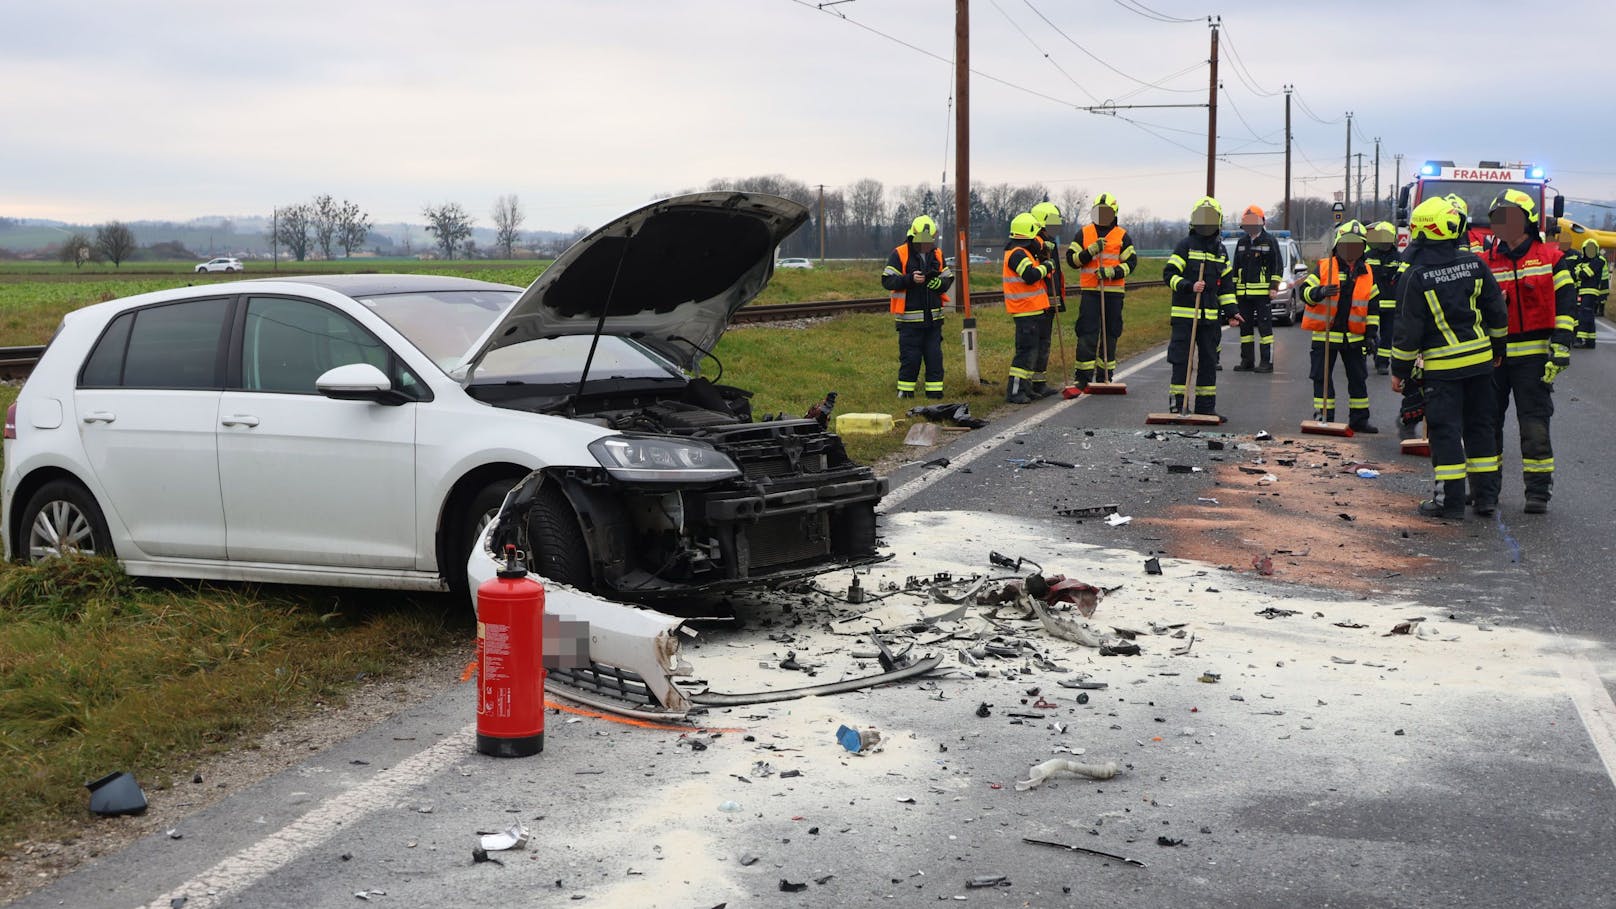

left=271, top=273, right=523, bottom=296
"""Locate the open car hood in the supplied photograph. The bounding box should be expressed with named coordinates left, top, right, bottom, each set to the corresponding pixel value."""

left=463, top=192, right=809, bottom=376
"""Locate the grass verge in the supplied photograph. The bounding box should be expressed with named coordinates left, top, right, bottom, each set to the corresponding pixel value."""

left=0, top=553, right=466, bottom=850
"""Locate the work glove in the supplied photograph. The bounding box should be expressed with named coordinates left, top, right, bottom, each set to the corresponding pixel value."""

left=1552, top=343, right=1571, bottom=367
left=1057, top=298, right=1068, bottom=313
left=1365, top=336, right=1377, bottom=357
left=1101, top=266, right=1123, bottom=281
left=1084, top=239, right=1105, bottom=257
left=1543, top=359, right=1566, bottom=385
left=926, top=276, right=943, bottom=291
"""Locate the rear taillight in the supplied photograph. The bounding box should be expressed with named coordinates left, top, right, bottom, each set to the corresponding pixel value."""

left=4, top=403, right=16, bottom=440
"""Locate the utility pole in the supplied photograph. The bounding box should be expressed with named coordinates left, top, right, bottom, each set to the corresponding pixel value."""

left=1283, top=85, right=1293, bottom=231
left=1344, top=112, right=1353, bottom=219
left=817, top=184, right=826, bottom=263
left=271, top=207, right=279, bottom=272
left=954, top=0, right=979, bottom=383
left=1394, top=153, right=1403, bottom=221
left=1354, top=152, right=1365, bottom=217
left=1206, top=17, right=1220, bottom=197
left=1372, top=139, right=1381, bottom=221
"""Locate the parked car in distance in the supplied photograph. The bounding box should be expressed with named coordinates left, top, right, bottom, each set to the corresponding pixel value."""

left=776, top=257, right=814, bottom=269
left=1222, top=232, right=1308, bottom=325
left=196, top=257, right=244, bottom=273
left=3, top=193, right=886, bottom=608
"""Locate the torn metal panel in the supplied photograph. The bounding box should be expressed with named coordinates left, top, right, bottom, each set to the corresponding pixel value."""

left=688, top=653, right=944, bottom=707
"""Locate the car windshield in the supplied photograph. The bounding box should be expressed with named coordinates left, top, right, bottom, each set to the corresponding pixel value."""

left=1420, top=180, right=1543, bottom=228
left=352, top=289, right=520, bottom=370
left=472, top=335, right=683, bottom=385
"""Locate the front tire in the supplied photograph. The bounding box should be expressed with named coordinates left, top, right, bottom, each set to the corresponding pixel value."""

left=526, top=485, right=593, bottom=588
left=20, top=480, right=112, bottom=562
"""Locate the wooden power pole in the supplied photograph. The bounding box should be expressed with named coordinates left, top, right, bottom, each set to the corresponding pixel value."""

left=1205, top=17, right=1220, bottom=197
left=1283, top=85, right=1292, bottom=231
left=955, top=0, right=979, bottom=383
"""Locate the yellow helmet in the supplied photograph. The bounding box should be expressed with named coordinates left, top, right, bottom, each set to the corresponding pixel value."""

left=1410, top=197, right=1460, bottom=242
left=1489, top=188, right=1537, bottom=225
left=1031, top=201, right=1062, bottom=229
left=907, top=215, right=939, bottom=243
left=1188, top=196, right=1224, bottom=227
left=1009, top=212, right=1041, bottom=240
left=1333, top=219, right=1367, bottom=249
left=1093, top=192, right=1120, bottom=219
left=1583, top=238, right=1602, bottom=257
left=1443, top=193, right=1469, bottom=218
left=1365, top=221, right=1396, bottom=245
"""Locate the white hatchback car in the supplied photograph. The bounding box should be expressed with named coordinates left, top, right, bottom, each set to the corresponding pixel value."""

left=3, top=194, right=885, bottom=609
left=775, top=257, right=813, bottom=269
left=196, top=257, right=244, bottom=273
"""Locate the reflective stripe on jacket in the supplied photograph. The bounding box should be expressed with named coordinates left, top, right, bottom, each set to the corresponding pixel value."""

left=1002, top=246, right=1050, bottom=317
left=1480, top=238, right=1575, bottom=355
left=1301, top=256, right=1374, bottom=342
left=1076, top=224, right=1127, bottom=289
left=883, top=244, right=951, bottom=322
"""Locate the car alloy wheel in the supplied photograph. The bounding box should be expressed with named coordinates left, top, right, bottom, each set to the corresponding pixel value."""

left=29, top=500, right=98, bottom=560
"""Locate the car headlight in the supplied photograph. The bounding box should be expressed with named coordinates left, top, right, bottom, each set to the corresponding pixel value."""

left=588, top=436, right=741, bottom=483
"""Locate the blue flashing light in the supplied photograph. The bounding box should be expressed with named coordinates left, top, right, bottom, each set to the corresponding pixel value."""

left=1527, top=166, right=1545, bottom=179
left=1420, top=163, right=1438, bottom=176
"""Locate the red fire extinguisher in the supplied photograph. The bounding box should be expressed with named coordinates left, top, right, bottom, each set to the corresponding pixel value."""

left=476, top=544, right=545, bottom=757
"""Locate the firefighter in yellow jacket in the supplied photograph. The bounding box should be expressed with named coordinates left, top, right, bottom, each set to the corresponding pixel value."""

left=1065, top=192, right=1137, bottom=389
left=880, top=216, right=953, bottom=398
left=1300, top=220, right=1380, bottom=432
left=1002, top=212, right=1052, bottom=403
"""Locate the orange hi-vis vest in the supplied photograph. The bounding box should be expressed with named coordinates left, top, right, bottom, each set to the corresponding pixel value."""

left=888, top=244, right=949, bottom=319
left=1301, top=256, right=1373, bottom=338
left=1002, top=248, right=1050, bottom=316
left=1078, top=224, right=1126, bottom=289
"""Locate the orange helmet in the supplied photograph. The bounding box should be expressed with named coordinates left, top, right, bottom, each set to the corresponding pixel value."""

left=1240, top=205, right=1265, bottom=227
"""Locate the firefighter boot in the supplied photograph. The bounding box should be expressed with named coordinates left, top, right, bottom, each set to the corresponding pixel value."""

left=1234, top=340, right=1255, bottom=372
left=1194, top=395, right=1228, bottom=424
left=1072, top=368, right=1092, bottom=391
left=1312, top=407, right=1334, bottom=423
left=1397, top=420, right=1418, bottom=442
left=1029, top=381, right=1056, bottom=400
left=1417, top=479, right=1466, bottom=520
left=1348, top=410, right=1380, bottom=434
left=1471, top=470, right=1500, bottom=517
left=1255, top=343, right=1274, bottom=373
left=1168, top=393, right=1184, bottom=415
left=1006, top=377, right=1031, bottom=405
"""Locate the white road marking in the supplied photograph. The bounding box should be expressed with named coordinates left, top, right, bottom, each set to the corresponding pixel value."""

left=883, top=344, right=1170, bottom=510
left=1558, top=656, right=1616, bottom=786
left=139, top=726, right=475, bottom=909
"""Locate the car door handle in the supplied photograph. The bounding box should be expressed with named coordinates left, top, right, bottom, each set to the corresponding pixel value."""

left=220, top=415, right=260, bottom=427
left=81, top=411, right=116, bottom=424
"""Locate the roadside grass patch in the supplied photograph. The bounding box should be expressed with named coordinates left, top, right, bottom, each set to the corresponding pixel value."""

left=0, top=555, right=466, bottom=849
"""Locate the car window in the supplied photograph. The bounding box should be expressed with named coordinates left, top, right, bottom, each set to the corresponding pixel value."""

left=95, top=297, right=232, bottom=389
left=240, top=296, right=423, bottom=396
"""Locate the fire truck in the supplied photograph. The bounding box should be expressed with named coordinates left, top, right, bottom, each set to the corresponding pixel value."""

left=1394, top=160, right=1565, bottom=249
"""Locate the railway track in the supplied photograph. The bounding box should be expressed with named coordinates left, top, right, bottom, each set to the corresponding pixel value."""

left=0, top=282, right=1169, bottom=379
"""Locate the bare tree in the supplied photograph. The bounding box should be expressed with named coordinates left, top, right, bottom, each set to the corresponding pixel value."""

left=58, top=231, right=94, bottom=267
left=94, top=222, right=136, bottom=267
left=848, top=179, right=886, bottom=253
left=337, top=199, right=372, bottom=257
left=1058, top=187, right=1091, bottom=228
left=311, top=194, right=340, bottom=260
left=275, top=204, right=313, bottom=261
left=422, top=203, right=473, bottom=259
left=491, top=194, right=525, bottom=258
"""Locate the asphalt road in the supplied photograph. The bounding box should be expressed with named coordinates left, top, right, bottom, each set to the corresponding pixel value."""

left=14, top=318, right=1616, bottom=909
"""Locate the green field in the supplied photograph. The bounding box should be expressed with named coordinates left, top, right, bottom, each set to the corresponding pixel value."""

left=0, top=259, right=1179, bottom=853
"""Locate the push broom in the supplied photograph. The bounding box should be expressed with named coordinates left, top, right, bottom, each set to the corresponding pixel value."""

left=1146, top=262, right=1221, bottom=426
left=1085, top=281, right=1127, bottom=394
left=1300, top=283, right=1354, bottom=437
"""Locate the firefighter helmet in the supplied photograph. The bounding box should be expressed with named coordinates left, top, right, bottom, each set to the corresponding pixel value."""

left=1093, top=192, right=1120, bottom=219
left=1009, top=212, right=1041, bottom=240
left=1188, top=196, right=1224, bottom=226
left=907, top=215, right=938, bottom=243
left=1240, top=205, right=1265, bottom=227
left=1583, top=238, right=1602, bottom=257
left=1409, top=197, right=1461, bottom=242
left=1488, top=188, right=1538, bottom=226
left=1333, top=219, right=1367, bottom=249
left=1031, top=201, right=1062, bottom=229
left=1365, top=221, right=1397, bottom=245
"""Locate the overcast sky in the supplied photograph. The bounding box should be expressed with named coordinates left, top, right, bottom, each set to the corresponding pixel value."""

left=5, top=0, right=1616, bottom=232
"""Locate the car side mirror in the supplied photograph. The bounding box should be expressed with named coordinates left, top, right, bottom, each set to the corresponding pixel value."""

left=316, top=363, right=408, bottom=406
left=1292, top=262, right=1308, bottom=274
left=1396, top=185, right=1411, bottom=226
left=1553, top=195, right=1566, bottom=219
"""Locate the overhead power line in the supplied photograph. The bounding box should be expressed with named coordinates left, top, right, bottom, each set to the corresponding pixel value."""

left=1109, top=0, right=1204, bottom=24
left=1217, top=25, right=1283, bottom=98
left=1291, top=90, right=1343, bottom=125
left=1022, top=0, right=1204, bottom=94
left=1220, top=84, right=1277, bottom=146
left=988, top=0, right=1101, bottom=104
